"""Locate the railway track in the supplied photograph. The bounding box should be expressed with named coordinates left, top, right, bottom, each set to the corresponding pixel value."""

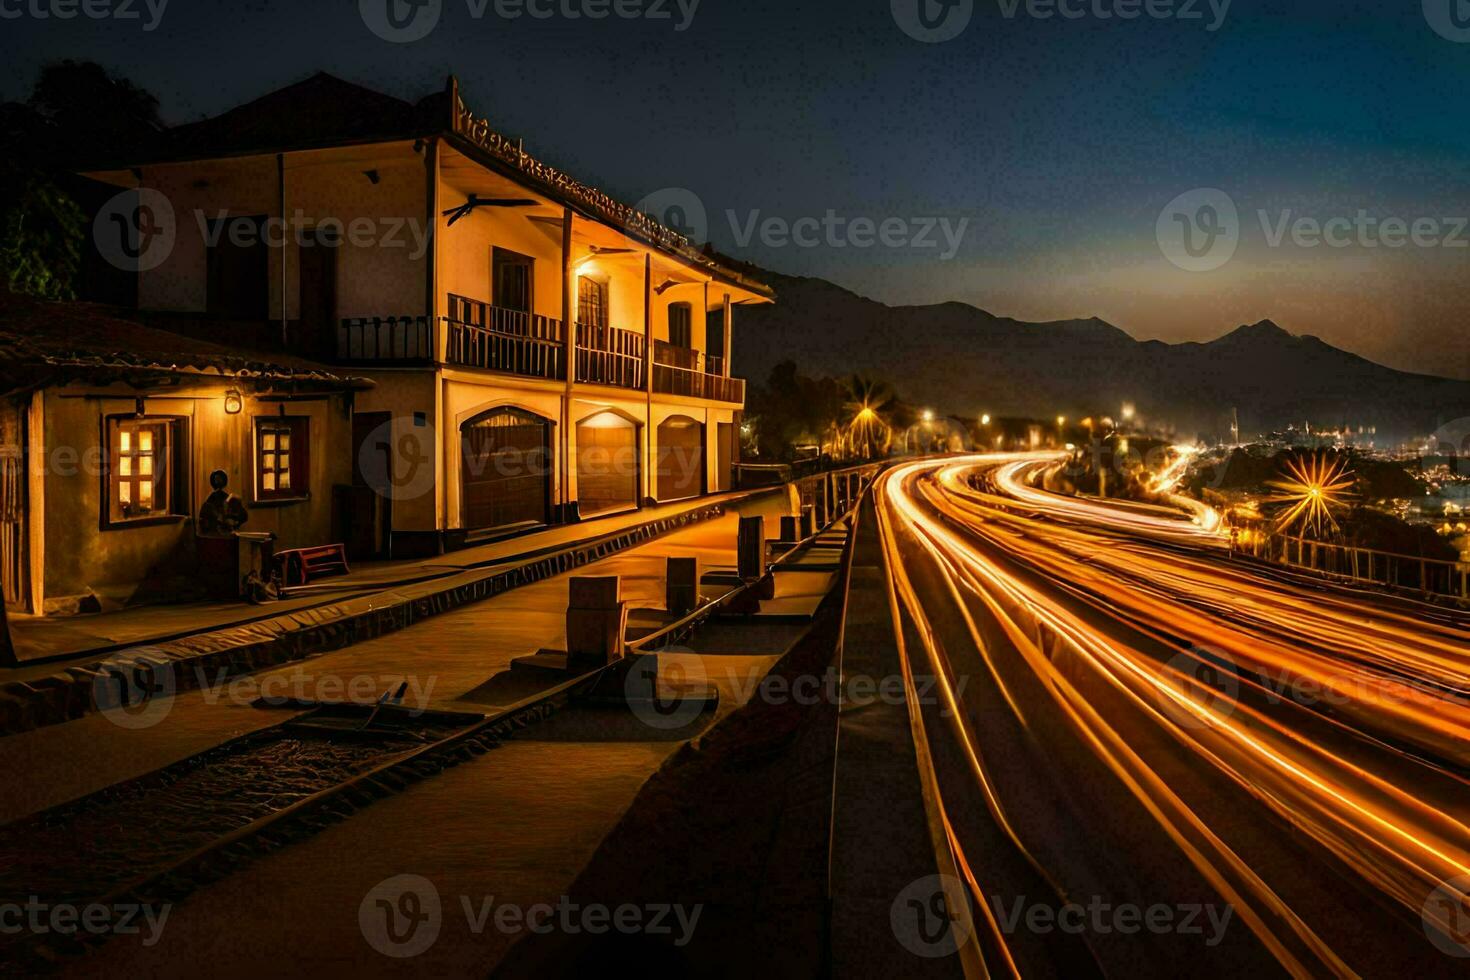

left=0, top=686, right=579, bottom=973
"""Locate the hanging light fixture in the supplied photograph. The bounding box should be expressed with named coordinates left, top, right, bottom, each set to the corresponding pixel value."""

left=224, top=389, right=243, bottom=415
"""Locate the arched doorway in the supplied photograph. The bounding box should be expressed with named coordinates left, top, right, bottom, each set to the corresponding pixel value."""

left=656, top=415, right=705, bottom=502
left=576, top=412, right=640, bottom=517
left=460, top=407, right=553, bottom=531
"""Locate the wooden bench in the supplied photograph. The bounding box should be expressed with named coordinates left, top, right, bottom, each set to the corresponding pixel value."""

left=273, top=543, right=350, bottom=586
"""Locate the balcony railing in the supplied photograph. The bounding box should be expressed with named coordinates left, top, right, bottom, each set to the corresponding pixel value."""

left=338, top=316, right=434, bottom=364
left=651, top=341, right=744, bottom=402
left=575, top=322, right=645, bottom=390
left=335, top=304, right=740, bottom=403
left=445, top=294, right=564, bottom=381
left=652, top=363, right=745, bottom=403
left=653, top=340, right=700, bottom=371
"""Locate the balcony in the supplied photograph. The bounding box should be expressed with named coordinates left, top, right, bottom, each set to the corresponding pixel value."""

left=444, top=294, right=565, bottom=381
left=652, top=341, right=745, bottom=404
left=575, top=322, right=645, bottom=390
left=337, top=316, right=434, bottom=364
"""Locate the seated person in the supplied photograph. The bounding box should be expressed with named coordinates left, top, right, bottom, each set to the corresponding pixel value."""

left=198, top=469, right=249, bottom=536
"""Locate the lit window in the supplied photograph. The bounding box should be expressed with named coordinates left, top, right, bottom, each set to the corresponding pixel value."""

left=107, top=418, right=179, bottom=524
left=255, top=417, right=310, bottom=501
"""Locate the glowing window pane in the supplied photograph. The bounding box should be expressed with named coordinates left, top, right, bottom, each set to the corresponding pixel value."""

left=119, top=431, right=131, bottom=452
left=119, top=457, right=132, bottom=477
left=140, top=456, right=152, bottom=476
left=263, top=472, right=276, bottom=491
left=119, top=482, right=131, bottom=504
left=262, top=433, right=276, bottom=451
left=139, top=431, right=153, bottom=451
left=139, top=481, right=152, bottom=506
left=278, top=471, right=290, bottom=489
left=279, top=434, right=290, bottom=451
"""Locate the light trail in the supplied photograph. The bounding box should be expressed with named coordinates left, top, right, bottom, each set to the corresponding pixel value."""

left=985, top=456, right=1228, bottom=545
left=1148, top=443, right=1201, bottom=495
left=874, top=454, right=1470, bottom=977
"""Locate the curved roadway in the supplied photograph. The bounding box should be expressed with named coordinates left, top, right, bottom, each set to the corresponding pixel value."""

left=874, top=453, right=1470, bottom=979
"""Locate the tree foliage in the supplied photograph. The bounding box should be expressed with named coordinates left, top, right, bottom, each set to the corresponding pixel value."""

left=0, top=61, right=163, bottom=301
left=745, top=362, right=913, bottom=462
left=0, top=172, right=83, bottom=300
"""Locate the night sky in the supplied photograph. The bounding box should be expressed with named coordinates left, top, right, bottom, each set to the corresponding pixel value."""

left=3, top=0, right=1469, bottom=378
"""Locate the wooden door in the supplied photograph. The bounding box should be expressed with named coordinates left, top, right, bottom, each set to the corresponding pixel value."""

left=299, top=228, right=338, bottom=358
left=656, top=416, right=705, bottom=502
left=461, top=408, right=553, bottom=530
left=0, top=398, right=27, bottom=613
left=716, top=422, right=734, bottom=493
left=577, top=414, right=639, bottom=517
left=344, top=412, right=392, bottom=560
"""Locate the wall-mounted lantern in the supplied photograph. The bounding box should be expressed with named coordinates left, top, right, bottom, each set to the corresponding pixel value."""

left=224, top=389, right=243, bottom=415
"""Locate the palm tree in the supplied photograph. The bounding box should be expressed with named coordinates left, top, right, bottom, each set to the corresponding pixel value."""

left=841, top=375, right=897, bottom=460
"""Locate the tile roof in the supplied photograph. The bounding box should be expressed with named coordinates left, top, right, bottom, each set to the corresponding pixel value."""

left=0, top=291, right=372, bottom=393
left=158, top=73, right=443, bottom=161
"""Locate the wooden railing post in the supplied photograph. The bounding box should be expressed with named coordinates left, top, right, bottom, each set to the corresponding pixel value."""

left=722, top=292, right=733, bottom=378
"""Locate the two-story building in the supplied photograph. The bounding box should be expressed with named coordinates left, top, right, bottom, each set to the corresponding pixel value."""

left=82, top=72, right=773, bottom=559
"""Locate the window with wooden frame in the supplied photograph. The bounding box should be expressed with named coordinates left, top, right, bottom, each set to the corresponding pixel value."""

left=668, top=303, right=693, bottom=349
left=105, top=417, right=185, bottom=526
left=254, top=416, right=310, bottom=501
left=577, top=277, right=608, bottom=328
left=492, top=248, right=534, bottom=314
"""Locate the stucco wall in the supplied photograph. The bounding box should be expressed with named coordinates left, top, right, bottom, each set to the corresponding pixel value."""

left=349, top=370, right=440, bottom=533
left=137, top=143, right=428, bottom=322
left=38, top=382, right=353, bottom=610
left=436, top=182, right=564, bottom=322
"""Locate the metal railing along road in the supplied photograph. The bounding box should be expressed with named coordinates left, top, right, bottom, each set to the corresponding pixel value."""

left=1237, top=531, right=1469, bottom=602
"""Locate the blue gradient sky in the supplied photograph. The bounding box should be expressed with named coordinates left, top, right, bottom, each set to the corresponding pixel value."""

left=4, top=0, right=1468, bottom=377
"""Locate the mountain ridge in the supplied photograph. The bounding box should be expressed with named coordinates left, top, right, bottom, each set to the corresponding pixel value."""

left=734, top=269, right=1469, bottom=440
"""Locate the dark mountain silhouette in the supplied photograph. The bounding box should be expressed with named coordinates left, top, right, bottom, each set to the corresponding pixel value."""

left=735, top=270, right=1470, bottom=441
